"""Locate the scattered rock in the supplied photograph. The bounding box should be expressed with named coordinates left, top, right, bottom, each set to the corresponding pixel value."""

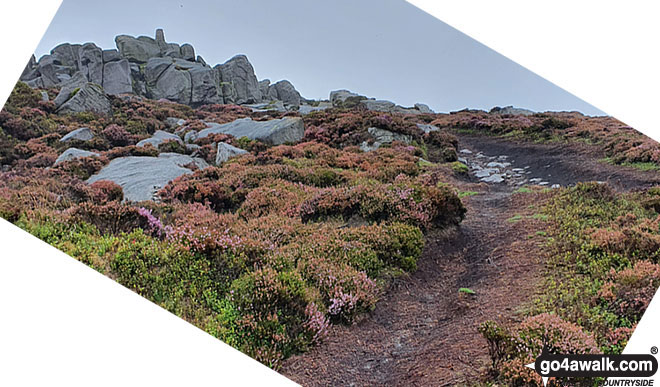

left=481, top=174, right=505, bottom=183
left=60, top=127, right=94, bottom=143
left=417, top=123, right=439, bottom=134
left=368, top=127, right=412, bottom=145
left=486, top=161, right=510, bottom=168
left=184, top=130, right=198, bottom=143
left=137, top=130, right=183, bottom=148
left=215, top=142, right=248, bottom=165
left=459, top=149, right=473, bottom=154
left=55, top=148, right=100, bottom=164
left=474, top=169, right=498, bottom=178
left=165, top=117, right=186, bottom=128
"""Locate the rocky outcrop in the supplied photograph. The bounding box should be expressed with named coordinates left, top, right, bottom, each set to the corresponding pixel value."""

left=215, top=142, right=248, bottom=165
left=490, top=106, right=535, bottom=116
left=60, top=127, right=94, bottom=143
left=20, top=29, right=303, bottom=109
left=361, top=99, right=434, bottom=115
left=87, top=153, right=208, bottom=202
left=329, top=90, right=434, bottom=115
left=197, top=117, right=305, bottom=145
left=330, top=90, right=367, bottom=108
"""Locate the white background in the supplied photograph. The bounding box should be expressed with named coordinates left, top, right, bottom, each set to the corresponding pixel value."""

left=1, top=1, right=659, bottom=385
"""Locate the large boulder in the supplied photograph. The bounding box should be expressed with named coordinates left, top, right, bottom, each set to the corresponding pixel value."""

left=136, top=130, right=183, bottom=148
left=361, top=99, right=396, bottom=112
left=180, top=44, right=195, bottom=61
left=77, top=43, right=104, bottom=85
left=51, top=43, right=81, bottom=69
left=268, top=80, right=301, bottom=107
left=189, top=65, right=223, bottom=106
left=214, top=55, right=262, bottom=104
left=258, top=79, right=272, bottom=99
left=215, top=142, right=248, bottom=165
left=145, top=58, right=193, bottom=104
left=115, top=35, right=161, bottom=63
left=87, top=153, right=208, bottom=202
left=197, top=117, right=304, bottom=145
left=54, top=71, right=88, bottom=108
left=60, top=127, right=94, bottom=143
left=56, top=83, right=112, bottom=116
left=144, top=57, right=219, bottom=105
left=102, top=49, right=121, bottom=63
left=102, top=59, right=133, bottom=95
left=55, top=148, right=100, bottom=164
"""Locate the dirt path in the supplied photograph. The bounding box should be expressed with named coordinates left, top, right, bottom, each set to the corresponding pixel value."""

left=281, top=135, right=660, bottom=386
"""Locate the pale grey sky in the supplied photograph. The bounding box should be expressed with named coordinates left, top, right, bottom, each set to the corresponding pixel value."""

left=35, top=0, right=604, bottom=115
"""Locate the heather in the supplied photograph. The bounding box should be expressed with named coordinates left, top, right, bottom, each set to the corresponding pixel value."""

left=5, top=78, right=660, bottom=378
left=0, top=82, right=466, bottom=368
left=481, top=183, right=660, bottom=385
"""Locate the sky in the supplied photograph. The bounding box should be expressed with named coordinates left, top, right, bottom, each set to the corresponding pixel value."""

left=35, top=0, right=604, bottom=115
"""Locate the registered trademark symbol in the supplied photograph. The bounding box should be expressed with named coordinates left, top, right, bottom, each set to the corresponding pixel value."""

left=652, top=346, right=658, bottom=355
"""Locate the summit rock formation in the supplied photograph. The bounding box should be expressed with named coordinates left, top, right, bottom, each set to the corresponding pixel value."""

left=20, top=29, right=303, bottom=109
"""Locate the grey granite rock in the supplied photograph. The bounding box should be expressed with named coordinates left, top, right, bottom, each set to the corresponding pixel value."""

left=197, top=117, right=304, bottom=145
left=87, top=153, right=208, bottom=202
left=55, top=148, right=100, bottom=164
left=115, top=34, right=161, bottom=63
left=77, top=43, right=104, bottom=85
left=136, top=130, right=183, bottom=148
left=56, top=83, right=112, bottom=116
left=214, top=55, right=262, bottom=104
left=102, top=59, right=133, bottom=95
left=60, top=127, right=94, bottom=143
left=268, top=80, right=301, bottom=107
left=215, top=142, right=248, bottom=165
left=417, top=123, right=439, bottom=134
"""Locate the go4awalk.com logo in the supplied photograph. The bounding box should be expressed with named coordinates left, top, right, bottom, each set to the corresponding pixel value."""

left=526, top=347, right=658, bottom=386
